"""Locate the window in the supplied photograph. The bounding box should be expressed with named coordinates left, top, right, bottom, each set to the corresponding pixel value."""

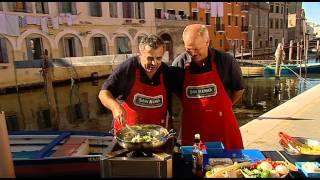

left=178, top=10, right=185, bottom=16
left=241, top=40, right=245, bottom=48
left=89, top=2, right=102, bottom=17
left=26, top=38, right=43, bottom=60
left=241, top=17, right=245, bottom=26
left=270, top=5, right=273, bottom=13
left=220, top=39, right=223, bottom=48
left=135, top=2, right=145, bottom=19
left=287, top=8, right=288, bottom=15
left=216, top=17, right=221, bottom=25
left=123, top=2, right=144, bottom=19
left=235, top=16, right=238, bottom=26
left=275, top=6, right=279, bottom=13
left=281, top=6, right=283, bottom=14
left=228, top=15, right=232, bottom=26
left=260, top=41, right=263, bottom=48
left=123, top=2, right=134, bottom=18
left=62, top=36, right=81, bottom=57
left=8, top=2, right=33, bottom=13
left=63, top=37, right=75, bottom=57
left=58, top=2, right=77, bottom=14
left=275, top=39, right=278, bottom=47
left=0, top=38, right=8, bottom=63
left=192, top=11, right=198, bottom=21
left=36, top=2, right=49, bottom=14
left=109, top=2, right=118, bottom=18
left=155, top=9, right=162, bottom=18
left=248, top=41, right=252, bottom=49
left=280, top=19, right=283, bottom=29
left=205, top=12, right=210, bottom=25
left=167, top=9, right=175, bottom=15
left=275, top=19, right=279, bottom=29
left=270, top=19, right=273, bottom=29
left=116, top=36, right=131, bottom=54
left=93, top=37, right=107, bottom=55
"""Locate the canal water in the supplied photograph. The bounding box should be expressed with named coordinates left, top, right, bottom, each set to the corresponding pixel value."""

left=1, top=71, right=320, bottom=133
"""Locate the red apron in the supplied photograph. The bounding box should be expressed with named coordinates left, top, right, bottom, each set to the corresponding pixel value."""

left=113, top=68, right=168, bottom=134
left=181, top=61, right=244, bottom=149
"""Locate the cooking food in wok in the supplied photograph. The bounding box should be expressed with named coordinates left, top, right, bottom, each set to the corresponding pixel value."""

left=115, top=124, right=175, bottom=151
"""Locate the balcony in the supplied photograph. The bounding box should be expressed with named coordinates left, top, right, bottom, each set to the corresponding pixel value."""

left=241, top=26, right=248, bottom=32
left=155, top=14, right=202, bottom=28
left=215, top=24, right=225, bottom=32
left=241, top=4, right=249, bottom=12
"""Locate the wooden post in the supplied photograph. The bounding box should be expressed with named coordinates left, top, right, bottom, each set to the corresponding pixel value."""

left=317, top=40, right=319, bottom=62
left=42, top=49, right=60, bottom=130
left=296, top=41, right=300, bottom=63
left=289, top=40, right=293, bottom=63
left=241, top=45, right=243, bottom=61
left=275, top=43, right=283, bottom=77
left=251, top=29, right=254, bottom=59
left=0, top=112, right=15, bottom=178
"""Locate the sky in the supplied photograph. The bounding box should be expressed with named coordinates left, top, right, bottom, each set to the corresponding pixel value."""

left=302, top=2, right=320, bottom=24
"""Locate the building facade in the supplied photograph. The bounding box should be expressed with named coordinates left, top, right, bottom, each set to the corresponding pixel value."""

left=287, top=2, right=303, bottom=42
left=247, top=2, right=269, bottom=54
left=0, top=2, right=201, bottom=88
left=268, top=2, right=288, bottom=50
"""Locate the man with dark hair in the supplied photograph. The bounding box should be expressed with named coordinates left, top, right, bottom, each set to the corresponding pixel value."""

left=171, top=24, right=244, bottom=149
left=99, top=35, right=172, bottom=134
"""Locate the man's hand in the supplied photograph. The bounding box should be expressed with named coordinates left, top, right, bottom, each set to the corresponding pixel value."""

left=111, top=103, right=127, bottom=125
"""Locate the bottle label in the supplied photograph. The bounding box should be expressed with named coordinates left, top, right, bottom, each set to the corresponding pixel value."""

left=192, top=155, right=197, bottom=169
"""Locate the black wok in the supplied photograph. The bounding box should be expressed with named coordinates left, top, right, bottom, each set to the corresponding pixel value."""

left=115, top=124, right=176, bottom=151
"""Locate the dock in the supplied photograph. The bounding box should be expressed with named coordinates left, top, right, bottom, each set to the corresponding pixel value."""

left=240, top=83, right=320, bottom=150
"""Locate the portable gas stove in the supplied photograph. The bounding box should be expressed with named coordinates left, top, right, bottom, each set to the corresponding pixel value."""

left=100, top=147, right=172, bottom=178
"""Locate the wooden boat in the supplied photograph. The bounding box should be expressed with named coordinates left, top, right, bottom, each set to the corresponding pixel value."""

left=9, top=131, right=115, bottom=177
left=264, top=63, right=320, bottom=76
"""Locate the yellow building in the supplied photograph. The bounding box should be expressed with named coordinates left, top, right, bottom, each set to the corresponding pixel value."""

left=0, top=2, right=200, bottom=89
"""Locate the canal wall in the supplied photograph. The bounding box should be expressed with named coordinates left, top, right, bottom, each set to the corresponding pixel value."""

left=0, top=53, right=172, bottom=90
left=240, top=83, right=320, bottom=150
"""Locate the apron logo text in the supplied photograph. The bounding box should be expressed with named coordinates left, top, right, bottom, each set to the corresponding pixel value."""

left=186, top=84, right=217, bottom=98
left=133, top=93, right=163, bottom=108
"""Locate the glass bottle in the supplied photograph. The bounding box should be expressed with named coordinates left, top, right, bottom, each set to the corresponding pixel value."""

left=192, top=133, right=203, bottom=177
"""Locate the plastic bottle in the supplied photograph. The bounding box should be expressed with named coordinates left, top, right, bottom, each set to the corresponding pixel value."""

left=192, top=133, right=203, bottom=177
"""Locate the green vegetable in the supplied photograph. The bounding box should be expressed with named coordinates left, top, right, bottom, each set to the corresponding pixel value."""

left=261, top=170, right=272, bottom=178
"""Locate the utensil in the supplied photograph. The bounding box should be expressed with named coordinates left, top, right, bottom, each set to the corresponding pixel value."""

left=115, top=124, right=176, bottom=151
left=275, top=150, right=298, bottom=172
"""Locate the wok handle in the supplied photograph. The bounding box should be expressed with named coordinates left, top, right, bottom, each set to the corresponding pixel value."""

left=166, top=129, right=176, bottom=138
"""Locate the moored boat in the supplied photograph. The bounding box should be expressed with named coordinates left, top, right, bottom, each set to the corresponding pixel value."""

left=9, top=131, right=115, bottom=177
left=263, top=63, right=320, bottom=76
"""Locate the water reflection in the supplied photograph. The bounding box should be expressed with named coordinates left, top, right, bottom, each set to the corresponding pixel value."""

left=234, top=74, right=320, bottom=126
left=0, top=74, right=320, bottom=132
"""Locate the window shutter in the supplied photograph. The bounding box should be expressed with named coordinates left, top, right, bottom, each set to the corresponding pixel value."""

left=0, top=39, right=8, bottom=63
left=25, top=38, right=34, bottom=60
left=58, top=2, right=63, bottom=13
left=71, top=2, right=77, bottom=15
left=25, top=2, right=33, bottom=13
left=7, top=2, right=16, bottom=11
left=101, top=38, right=107, bottom=55
left=43, top=2, right=49, bottom=14
left=36, top=2, right=42, bottom=13
left=74, top=38, right=81, bottom=57
left=139, top=2, right=145, bottom=19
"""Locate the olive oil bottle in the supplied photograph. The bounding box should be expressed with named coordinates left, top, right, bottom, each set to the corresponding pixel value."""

left=192, top=134, right=203, bottom=177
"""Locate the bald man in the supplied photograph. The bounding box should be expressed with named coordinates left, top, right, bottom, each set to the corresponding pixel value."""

left=171, top=24, right=244, bottom=149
